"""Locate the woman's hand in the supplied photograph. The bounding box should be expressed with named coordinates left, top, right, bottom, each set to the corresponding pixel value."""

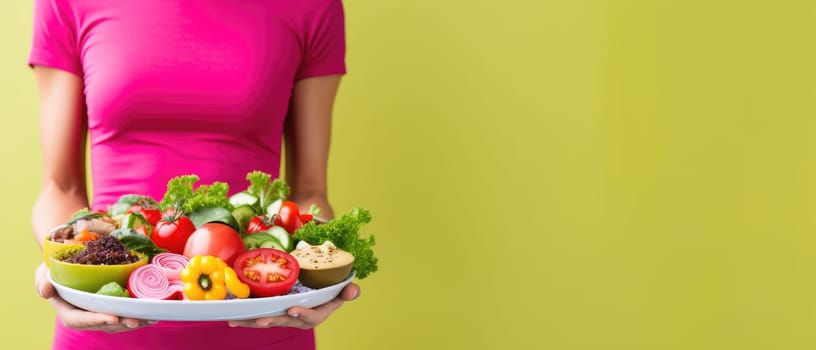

left=228, top=193, right=359, bottom=329
left=35, top=263, right=154, bottom=333
left=227, top=283, right=360, bottom=329
left=241, top=74, right=352, bottom=330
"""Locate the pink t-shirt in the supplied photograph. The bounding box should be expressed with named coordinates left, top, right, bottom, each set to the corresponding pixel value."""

left=29, top=0, right=346, bottom=349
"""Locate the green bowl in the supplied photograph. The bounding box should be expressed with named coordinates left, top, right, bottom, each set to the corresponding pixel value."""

left=49, top=247, right=148, bottom=293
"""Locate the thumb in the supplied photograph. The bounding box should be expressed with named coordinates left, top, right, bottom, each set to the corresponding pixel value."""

left=35, top=263, right=56, bottom=299
left=38, top=278, right=56, bottom=299
left=339, top=283, right=360, bottom=301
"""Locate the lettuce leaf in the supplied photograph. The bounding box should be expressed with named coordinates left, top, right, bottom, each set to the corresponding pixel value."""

left=95, top=282, right=130, bottom=298
left=159, top=175, right=232, bottom=213
left=186, top=182, right=232, bottom=213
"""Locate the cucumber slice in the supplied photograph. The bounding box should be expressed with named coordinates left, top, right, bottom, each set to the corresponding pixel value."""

left=229, top=191, right=259, bottom=209
left=265, top=226, right=292, bottom=251
left=265, top=199, right=283, bottom=217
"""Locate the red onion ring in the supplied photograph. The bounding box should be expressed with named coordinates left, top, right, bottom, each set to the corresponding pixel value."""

left=128, top=264, right=178, bottom=300
left=151, top=253, right=189, bottom=281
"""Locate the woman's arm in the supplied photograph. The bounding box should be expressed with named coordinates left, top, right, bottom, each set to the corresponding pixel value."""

left=283, top=75, right=342, bottom=220
left=31, top=67, right=89, bottom=246
left=229, top=75, right=360, bottom=329
left=32, top=67, right=151, bottom=332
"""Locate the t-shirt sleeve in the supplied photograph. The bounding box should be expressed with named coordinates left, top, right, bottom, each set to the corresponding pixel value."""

left=28, top=0, right=82, bottom=77
left=295, top=0, right=347, bottom=80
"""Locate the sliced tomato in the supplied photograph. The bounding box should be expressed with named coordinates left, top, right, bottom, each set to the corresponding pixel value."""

left=232, top=248, right=299, bottom=297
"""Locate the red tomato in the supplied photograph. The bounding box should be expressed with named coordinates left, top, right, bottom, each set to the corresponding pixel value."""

left=300, top=213, right=314, bottom=222
left=153, top=216, right=196, bottom=255
left=246, top=215, right=273, bottom=234
left=278, top=201, right=304, bottom=234
left=232, top=248, right=299, bottom=297
left=128, top=205, right=162, bottom=227
left=183, top=223, right=246, bottom=266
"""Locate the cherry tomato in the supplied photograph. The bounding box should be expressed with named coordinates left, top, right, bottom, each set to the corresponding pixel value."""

left=232, top=248, right=299, bottom=297
left=300, top=213, right=314, bottom=222
left=277, top=201, right=304, bottom=234
left=246, top=215, right=273, bottom=234
left=153, top=216, right=196, bottom=255
left=183, top=223, right=246, bottom=266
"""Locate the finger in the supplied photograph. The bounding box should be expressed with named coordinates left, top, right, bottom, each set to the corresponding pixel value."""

left=228, top=315, right=298, bottom=329
left=118, top=318, right=146, bottom=329
left=227, top=319, right=256, bottom=328
left=92, top=319, right=156, bottom=333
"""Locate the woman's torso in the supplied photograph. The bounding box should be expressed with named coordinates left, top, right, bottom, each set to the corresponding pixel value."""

left=29, top=0, right=346, bottom=348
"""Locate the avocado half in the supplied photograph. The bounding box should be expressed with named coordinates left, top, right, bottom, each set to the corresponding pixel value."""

left=292, top=241, right=355, bottom=289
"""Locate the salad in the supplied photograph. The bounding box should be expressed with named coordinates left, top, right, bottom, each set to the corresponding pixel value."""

left=46, top=170, right=378, bottom=301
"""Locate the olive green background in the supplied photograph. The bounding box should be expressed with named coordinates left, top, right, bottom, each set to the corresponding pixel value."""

left=3, top=1, right=816, bottom=349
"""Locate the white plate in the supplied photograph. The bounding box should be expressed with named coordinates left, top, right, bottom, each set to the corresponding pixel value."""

left=48, top=272, right=354, bottom=321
